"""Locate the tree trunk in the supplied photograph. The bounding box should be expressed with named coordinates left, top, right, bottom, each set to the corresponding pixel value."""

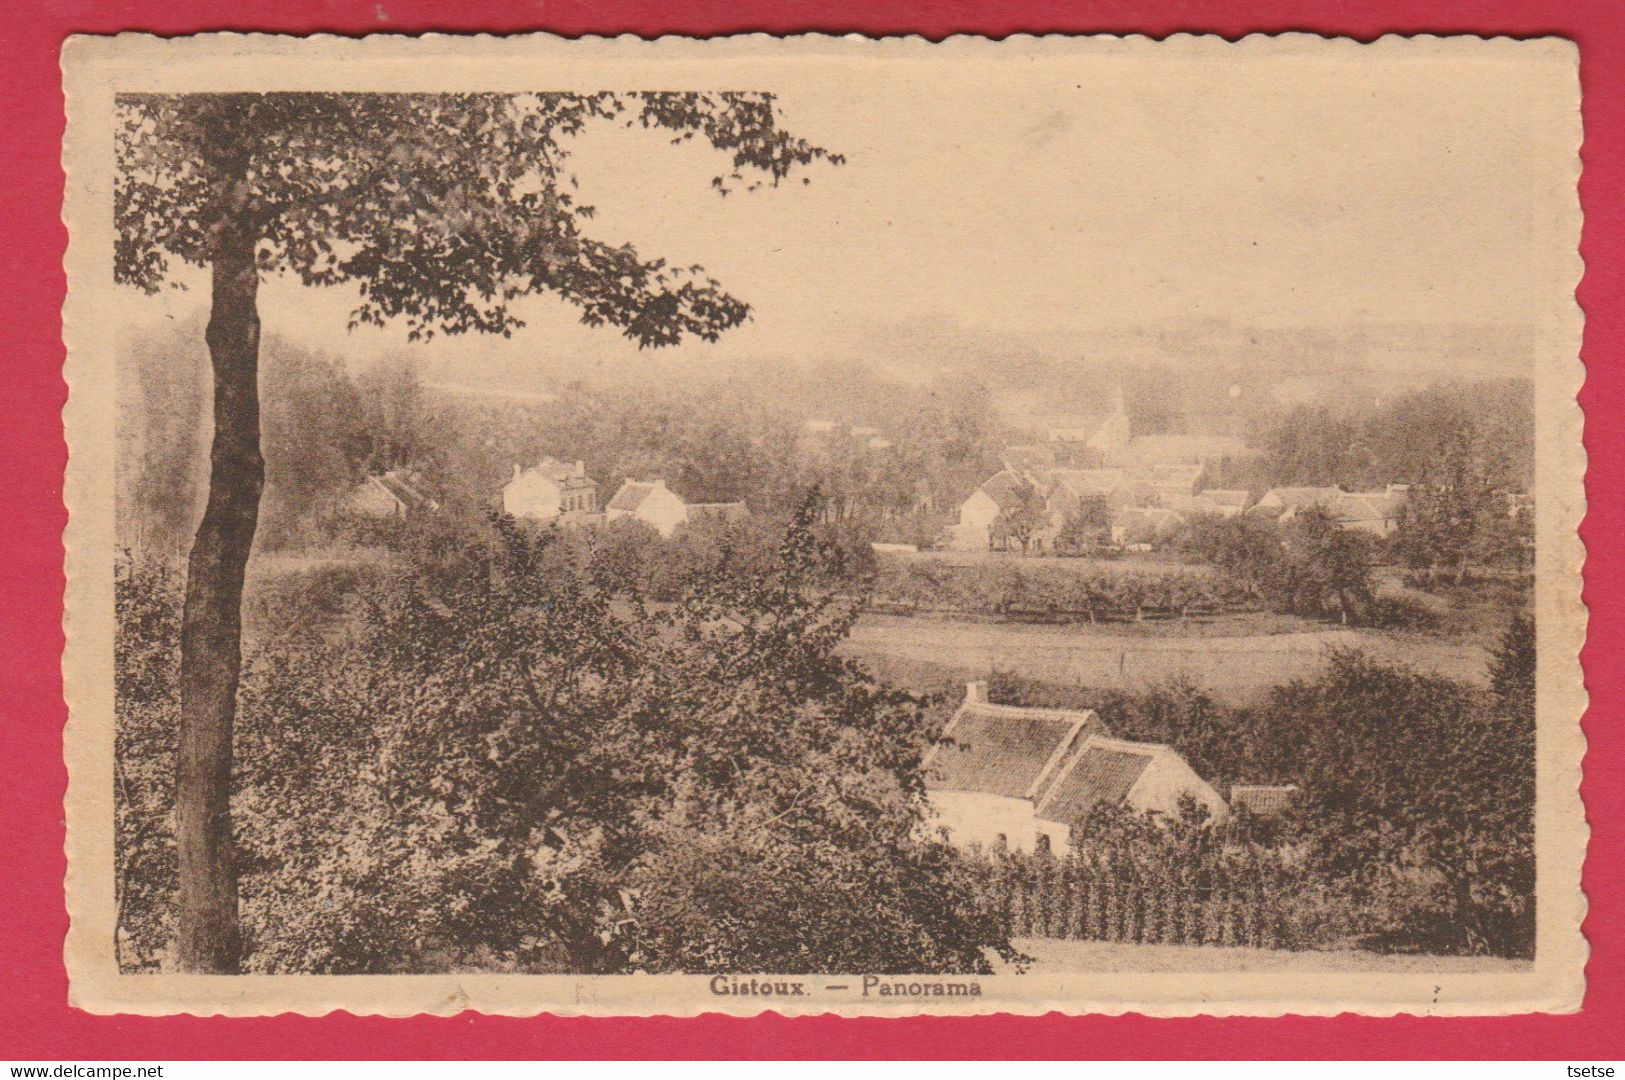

left=175, top=219, right=262, bottom=973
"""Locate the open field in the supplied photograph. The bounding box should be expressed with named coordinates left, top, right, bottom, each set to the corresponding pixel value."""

left=844, top=612, right=1492, bottom=702
left=1001, top=937, right=1530, bottom=974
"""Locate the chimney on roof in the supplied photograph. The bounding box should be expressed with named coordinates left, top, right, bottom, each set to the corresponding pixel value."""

left=512, top=463, right=521, bottom=482
left=650, top=476, right=666, bottom=490
left=574, top=460, right=585, bottom=477
left=965, top=680, right=988, bottom=705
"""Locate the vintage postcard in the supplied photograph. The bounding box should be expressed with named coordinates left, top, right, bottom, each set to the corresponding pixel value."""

left=61, top=32, right=1586, bottom=1016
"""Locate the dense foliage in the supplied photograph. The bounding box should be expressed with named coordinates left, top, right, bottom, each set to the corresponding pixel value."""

left=1180, top=508, right=1378, bottom=624
left=115, top=507, right=1015, bottom=974
left=1233, top=379, right=1533, bottom=496
left=869, top=555, right=1248, bottom=620
left=985, top=627, right=1536, bottom=959
left=976, top=805, right=1321, bottom=951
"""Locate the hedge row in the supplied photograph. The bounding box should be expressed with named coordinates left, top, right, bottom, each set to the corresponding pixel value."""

left=869, top=558, right=1258, bottom=621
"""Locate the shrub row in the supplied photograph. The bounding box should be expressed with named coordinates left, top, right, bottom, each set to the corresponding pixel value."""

left=868, top=558, right=1257, bottom=620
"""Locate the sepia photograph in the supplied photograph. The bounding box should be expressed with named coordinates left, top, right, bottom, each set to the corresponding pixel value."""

left=59, top=32, right=1585, bottom=1016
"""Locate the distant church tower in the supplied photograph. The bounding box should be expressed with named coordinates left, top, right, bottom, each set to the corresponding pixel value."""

left=1090, top=380, right=1132, bottom=462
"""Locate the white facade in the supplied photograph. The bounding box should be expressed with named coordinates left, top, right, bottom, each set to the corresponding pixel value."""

left=605, top=478, right=691, bottom=538
left=951, top=488, right=1001, bottom=550
left=925, top=683, right=1228, bottom=859
left=503, top=458, right=596, bottom=521
left=924, top=790, right=1041, bottom=853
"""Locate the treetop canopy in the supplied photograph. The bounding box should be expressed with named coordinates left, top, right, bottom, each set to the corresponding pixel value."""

left=115, top=91, right=842, bottom=346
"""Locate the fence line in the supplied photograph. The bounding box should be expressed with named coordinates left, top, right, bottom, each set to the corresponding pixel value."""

left=979, top=854, right=1295, bottom=950
left=865, top=599, right=1261, bottom=623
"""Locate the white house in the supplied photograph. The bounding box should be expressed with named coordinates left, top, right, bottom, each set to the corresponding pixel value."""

left=950, top=470, right=1030, bottom=550
left=922, top=682, right=1226, bottom=856
left=921, top=682, right=1105, bottom=854
left=604, top=477, right=692, bottom=538
left=503, top=458, right=598, bottom=522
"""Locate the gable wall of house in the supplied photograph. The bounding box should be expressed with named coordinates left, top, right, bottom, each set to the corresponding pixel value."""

left=347, top=477, right=406, bottom=518
left=606, top=480, right=691, bottom=537
left=956, top=487, right=1001, bottom=534
left=925, top=789, right=1041, bottom=854
left=639, top=484, right=690, bottom=536
left=1126, top=750, right=1228, bottom=821
left=503, top=470, right=565, bottom=520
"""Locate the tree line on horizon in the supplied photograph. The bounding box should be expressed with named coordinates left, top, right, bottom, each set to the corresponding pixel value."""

left=118, top=318, right=1535, bottom=560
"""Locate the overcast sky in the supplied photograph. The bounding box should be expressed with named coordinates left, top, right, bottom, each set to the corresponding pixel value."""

left=120, top=42, right=1571, bottom=389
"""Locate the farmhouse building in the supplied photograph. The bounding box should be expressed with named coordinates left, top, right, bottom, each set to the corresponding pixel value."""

left=1251, top=484, right=1410, bottom=536
left=345, top=469, right=439, bottom=518
left=604, top=478, right=751, bottom=538
left=950, top=469, right=1033, bottom=550
left=605, top=478, right=691, bottom=537
left=503, top=458, right=598, bottom=522
left=922, top=682, right=1226, bottom=856
left=1110, top=506, right=1187, bottom=547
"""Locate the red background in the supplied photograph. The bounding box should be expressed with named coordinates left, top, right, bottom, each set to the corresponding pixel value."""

left=3, top=0, right=1621, bottom=1060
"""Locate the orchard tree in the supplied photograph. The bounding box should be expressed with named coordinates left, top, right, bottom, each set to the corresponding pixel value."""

left=991, top=482, right=1049, bottom=554
left=1055, top=493, right=1112, bottom=553
left=1280, top=505, right=1375, bottom=624
left=115, top=91, right=839, bottom=972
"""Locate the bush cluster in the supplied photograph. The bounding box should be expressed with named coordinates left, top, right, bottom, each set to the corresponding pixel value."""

left=114, top=508, right=1012, bottom=975
left=869, top=557, right=1251, bottom=619
left=983, top=630, right=1537, bottom=960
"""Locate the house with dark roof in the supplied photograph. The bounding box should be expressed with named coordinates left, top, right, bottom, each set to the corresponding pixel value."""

left=1034, top=735, right=1227, bottom=850
left=922, top=681, right=1106, bottom=853
left=951, top=469, right=1035, bottom=550
left=345, top=469, right=440, bottom=518
left=604, top=478, right=750, bottom=537
left=922, top=682, right=1226, bottom=855
left=604, top=477, right=691, bottom=537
